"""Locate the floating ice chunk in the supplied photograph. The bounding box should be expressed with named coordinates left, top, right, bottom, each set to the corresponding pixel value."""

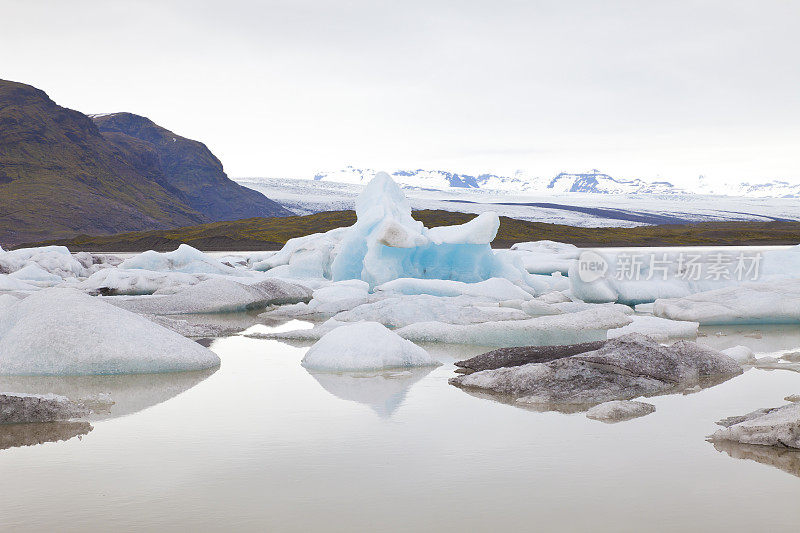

left=257, top=173, right=530, bottom=286
left=586, top=400, right=656, bottom=423
left=79, top=268, right=206, bottom=295
left=395, top=307, right=633, bottom=347
left=266, top=279, right=373, bottom=318
left=109, top=278, right=312, bottom=315
left=0, top=274, right=37, bottom=292
left=301, top=322, right=441, bottom=371
left=509, top=241, right=580, bottom=275
left=0, top=246, right=90, bottom=279
left=709, top=403, right=800, bottom=449
left=570, top=246, right=800, bottom=305
left=653, top=280, right=800, bottom=325
left=375, top=277, right=532, bottom=301
left=8, top=264, right=63, bottom=284
left=454, top=340, right=606, bottom=373
left=0, top=392, right=90, bottom=424
left=331, top=294, right=530, bottom=328
left=119, top=244, right=237, bottom=275
left=254, top=228, right=349, bottom=279
left=0, top=288, right=220, bottom=375
left=450, top=334, right=742, bottom=408
left=721, top=346, right=757, bottom=365
left=607, top=315, right=699, bottom=341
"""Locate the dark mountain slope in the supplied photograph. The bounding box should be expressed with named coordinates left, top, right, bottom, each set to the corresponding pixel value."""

left=0, top=79, right=208, bottom=244
left=92, top=112, right=292, bottom=221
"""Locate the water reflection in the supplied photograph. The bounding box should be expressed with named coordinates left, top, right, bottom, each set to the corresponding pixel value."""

left=712, top=440, right=800, bottom=478
left=0, top=368, right=217, bottom=421
left=451, top=374, right=741, bottom=416
left=0, top=421, right=92, bottom=451
left=306, top=367, right=434, bottom=418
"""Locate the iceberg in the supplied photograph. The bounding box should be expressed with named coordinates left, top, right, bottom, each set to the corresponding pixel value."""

left=119, top=244, right=238, bottom=275
left=300, top=322, right=441, bottom=371
left=450, top=333, right=742, bottom=408
left=454, top=340, right=606, bottom=373
left=0, top=245, right=92, bottom=279
left=653, top=280, right=800, bottom=325
left=108, top=278, right=312, bottom=315
left=509, top=241, right=580, bottom=275
left=0, top=274, right=37, bottom=292
left=394, top=307, right=632, bottom=347
left=0, top=288, right=220, bottom=375
left=330, top=295, right=530, bottom=328
left=569, top=245, right=800, bottom=305
left=253, top=172, right=531, bottom=288
left=1, top=392, right=90, bottom=424
left=79, top=268, right=207, bottom=295
left=709, top=403, right=800, bottom=449
left=375, top=277, right=533, bottom=301
left=585, top=400, right=656, bottom=423
left=606, top=315, right=699, bottom=341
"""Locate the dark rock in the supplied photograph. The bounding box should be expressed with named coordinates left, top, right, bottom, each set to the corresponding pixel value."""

left=454, top=340, right=606, bottom=373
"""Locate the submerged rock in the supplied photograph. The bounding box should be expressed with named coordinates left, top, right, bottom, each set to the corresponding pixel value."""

left=0, top=393, right=90, bottom=424
left=709, top=403, right=800, bottom=449
left=450, top=333, right=742, bottom=409
left=586, top=400, right=656, bottom=423
left=454, top=340, right=606, bottom=373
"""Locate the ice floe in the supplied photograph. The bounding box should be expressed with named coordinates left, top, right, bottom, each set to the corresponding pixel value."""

left=109, top=278, right=312, bottom=315
left=450, top=333, right=742, bottom=409
left=395, top=307, right=633, bottom=347
left=0, top=288, right=220, bottom=375
left=454, top=340, right=606, bottom=373
left=710, top=403, right=800, bottom=449
left=0, top=392, right=90, bottom=424
left=606, top=315, right=699, bottom=341
left=79, top=268, right=207, bottom=295
left=509, top=241, right=580, bottom=275
left=300, top=322, right=441, bottom=371
left=375, top=277, right=533, bottom=301
left=253, top=172, right=532, bottom=288
left=653, top=279, right=800, bottom=325
left=585, top=400, right=656, bottom=423
left=119, top=244, right=238, bottom=275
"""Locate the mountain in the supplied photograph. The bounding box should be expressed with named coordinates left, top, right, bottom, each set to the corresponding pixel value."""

left=91, top=112, right=291, bottom=221
left=312, top=167, right=686, bottom=194
left=0, top=79, right=290, bottom=245
left=312, top=167, right=800, bottom=197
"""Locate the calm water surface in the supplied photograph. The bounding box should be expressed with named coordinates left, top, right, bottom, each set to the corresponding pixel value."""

left=1, top=320, right=799, bottom=532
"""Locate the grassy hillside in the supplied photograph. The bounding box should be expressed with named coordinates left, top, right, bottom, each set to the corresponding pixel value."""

left=16, top=209, right=800, bottom=251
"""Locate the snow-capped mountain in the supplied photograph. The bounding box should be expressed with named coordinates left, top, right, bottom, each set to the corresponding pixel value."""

left=696, top=176, right=800, bottom=198
left=313, top=167, right=686, bottom=195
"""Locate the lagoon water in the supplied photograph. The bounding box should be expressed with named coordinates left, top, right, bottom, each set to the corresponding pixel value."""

left=1, top=320, right=799, bottom=532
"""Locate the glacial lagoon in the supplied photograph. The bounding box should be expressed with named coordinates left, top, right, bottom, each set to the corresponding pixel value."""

left=1, top=319, right=799, bottom=532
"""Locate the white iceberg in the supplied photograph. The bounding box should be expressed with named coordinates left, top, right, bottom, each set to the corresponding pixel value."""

left=509, top=241, right=580, bottom=275
left=0, top=274, right=37, bottom=292
left=653, top=279, right=800, bottom=325
left=0, top=245, right=92, bottom=280
left=394, top=307, right=633, bottom=347
left=301, top=322, right=441, bottom=371
left=607, top=315, right=699, bottom=341
left=79, top=268, right=207, bottom=295
left=375, top=277, right=533, bottom=301
left=586, top=400, right=656, bottom=422
left=0, top=392, right=90, bottom=424
left=569, top=245, right=800, bottom=305
left=119, top=244, right=237, bottom=275
left=109, top=278, right=312, bottom=315
left=0, top=288, right=220, bottom=375
left=331, top=294, right=530, bottom=328
left=710, top=403, right=800, bottom=449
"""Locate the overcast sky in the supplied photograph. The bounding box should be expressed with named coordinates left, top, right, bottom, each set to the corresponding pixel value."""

left=3, top=0, right=799, bottom=185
